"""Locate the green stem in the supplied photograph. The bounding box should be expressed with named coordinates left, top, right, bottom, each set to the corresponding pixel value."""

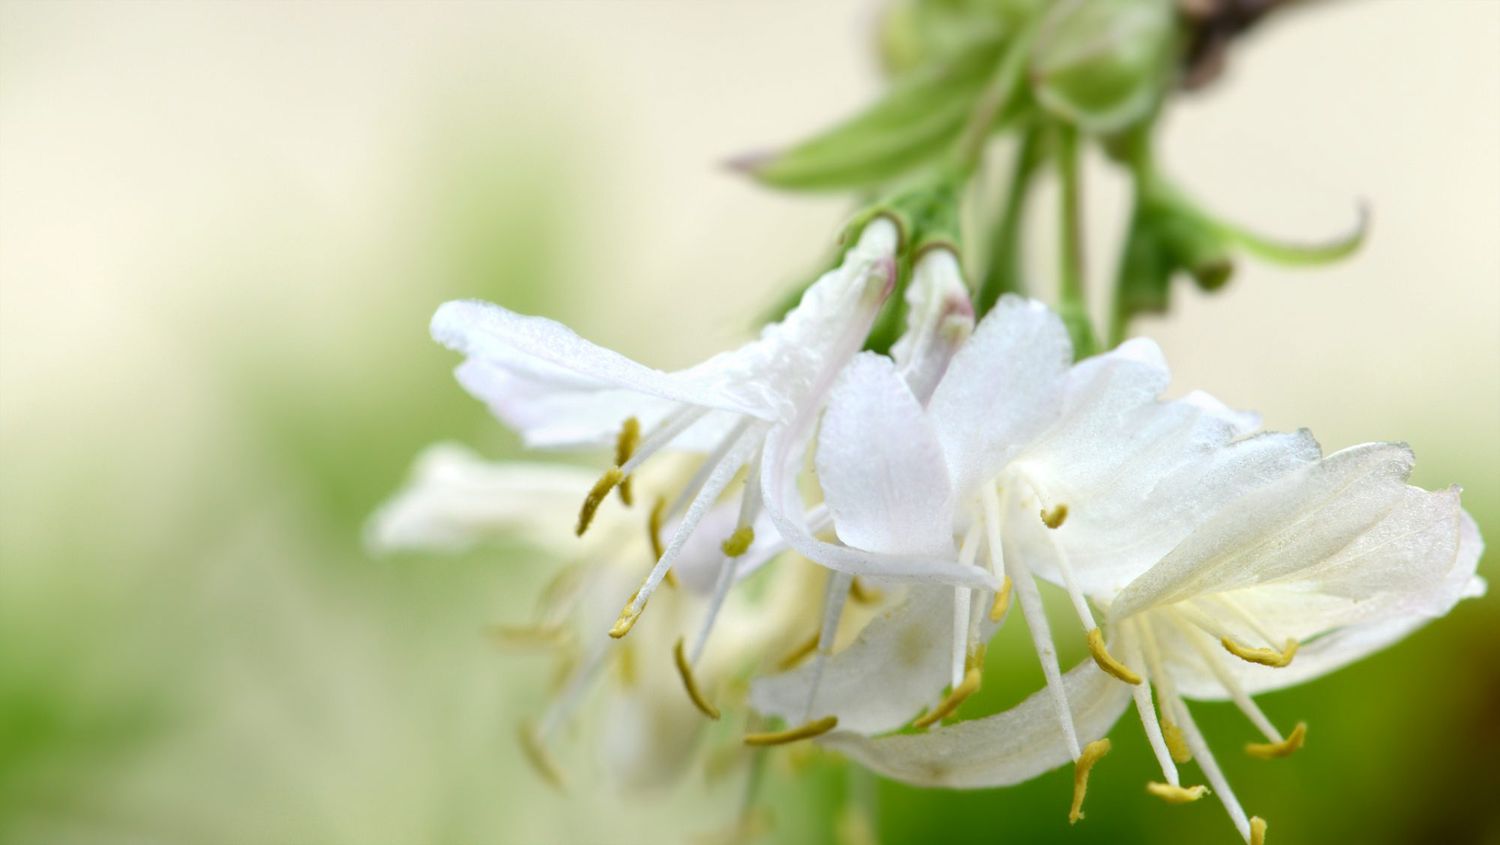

left=951, top=24, right=1037, bottom=176
left=1055, top=124, right=1096, bottom=356
left=976, top=128, right=1040, bottom=315
left=1108, top=129, right=1156, bottom=348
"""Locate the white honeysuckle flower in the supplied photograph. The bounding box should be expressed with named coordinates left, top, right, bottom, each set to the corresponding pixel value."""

left=367, top=444, right=814, bottom=789
left=826, top=441, right=1483, bottom=844
left=757, top=292, right=1314, bottom=806
left=429, top=217, right=922, bottom=701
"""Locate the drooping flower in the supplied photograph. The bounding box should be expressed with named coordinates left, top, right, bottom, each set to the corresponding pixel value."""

left=809, top=439, right=1484, bottom=843
left=367, top=443, right=820, bottom=789
left=427, top=217, right=923, bottom=697
left=756, top=285, right=1315, bottom=810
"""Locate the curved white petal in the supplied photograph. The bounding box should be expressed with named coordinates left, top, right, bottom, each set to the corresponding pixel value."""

left=927, top=295, right=1072, bottom=497
left=817, top=354, right=955, bottom=558
left=364, top=444, right=598, bottom=554
left=1111, top=442, right=1416, bottom=619
left=819, top=661, right=1131, bottom=788
left=750, top=587, right=954, bottom=735
left=433, top=300, right=776, bottom=420
left=1019, top=427, right=1321, bottom=596
left=759, top=400, right=1000, bottom=591
left=1167, top=501, right=1485, bottom=698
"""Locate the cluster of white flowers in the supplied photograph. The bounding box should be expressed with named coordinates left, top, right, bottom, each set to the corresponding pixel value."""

left=370, top=217, right=1483, bottom=844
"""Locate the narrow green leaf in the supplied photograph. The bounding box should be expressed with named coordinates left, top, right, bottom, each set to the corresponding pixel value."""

left=741, top=36, right=1009, bottom=191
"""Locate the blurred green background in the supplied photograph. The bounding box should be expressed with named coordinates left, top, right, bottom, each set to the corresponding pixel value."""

left=1, top=2, right=1496, bottom=844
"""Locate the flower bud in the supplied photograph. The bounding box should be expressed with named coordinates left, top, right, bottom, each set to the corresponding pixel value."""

left=1029, top=0, right=1177, bottom=135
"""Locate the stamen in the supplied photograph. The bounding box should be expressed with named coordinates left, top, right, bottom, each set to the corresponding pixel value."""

left=1069, top=739, right=1111, bottom=824
left=648, top=496, right=666, bottom=559
left=618, top=405, right=708, bottom=478
left=911, top=666, right=981, bottom=730
left=613, top=417, right=640, bottom=505
left=721, top=526, right=755, bottom=557
left=950, top=521, right=982, bottom=689
left=1246, top=722, right=1306, bottom=759
left=848, top=577, right=882, bottom=605
left=673, top=637, right=720, bottom=720
left=486, top=623, right=570, bottom=650
left=1154, top=620, right=1255, bottom=842
left=608, top=591, right=642, bottom=639
left=799, top=572, right=852, bottom=722
left=1176, top=614, right=1293, bottom=746
left=645, top=498, right=678, bottom=588
left=1147, top=782, right=1207, bottom=803
left=744, top=715, right=839, bottom=746
left=517, top=721, right=565, bottom=790
left=611, top=425, right=757, bottom=638
left=1088, top=628, right=1142, bottom=685
left=575, top=467, right=622, bottom=536
left=1008, top=546, right=1082, bottom=759
left=1137, top=617, right=1194, bottom=765
left=988, top=576, right=1013, bottom=622
left=776, top=631, right=820, bottom=671
left=1040, top=502, right=1069, bottom=529
left=1162, top=717, right=1194, bottom=763
left=1250, top=817, right=1268, bottom=845
left=1122, top=622, right=1183, bottom=787
left=1222, top=637, right=1299, bottom=668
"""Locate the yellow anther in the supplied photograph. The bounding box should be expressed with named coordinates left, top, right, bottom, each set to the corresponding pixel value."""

left=721, top=526, right=755, bottom=557
left=1250, top=816, right=1268, bottom=845
left=613, top=417, right=640, bottom=505
left=645, top=497, right=678, bottom=587
left=1069, top=738, right=1111, bottom=824
left=744, top=715, right=839, bottom=746
left=965, top=643, right=988, bottom=673
left=988, top=576, right=1013, bottom=622
left=576, top=467, right=622, bottom=536
left=1222, top=637, right=1299, bottom=668
left=1146, top=782, right=1208, bottom=803
left=517, top=722, right=564, bottom=791
left=1088, top=628, right=1142, bottom=685
left=673, top=637, right=720, bottom=720
left=849, top=577, right=882, bottom=605
left=1247, top=722, right=1306, bottom=760
left=615, top=642, right=638, bottom=688
left=1161, top=716, right=1193, bottom=763
left=912, top=666, right=981, bottom=729
left=648, top=496, right=667, bottom=559
left=609, top=595, right=644, bottom=639
left=1040, top=502, right=1069, bottom=529
left=776, top=631, right=820, bottom=671
left=486, top=623, right=570, bottom=650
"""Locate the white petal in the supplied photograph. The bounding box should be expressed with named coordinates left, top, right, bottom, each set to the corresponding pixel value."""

left=1179, top=389, right=1261, bottom=437
left=819, top=661, right=1131, bottom=788
left=749, top=587, right=954, bottom=735
left=1111, top=442, right=1416, bottom=619
left=927, top=295, right=1072, bottom=497
left=817, top=353, right=955, bottom=558
left=760, top=403, right=1000, bottom=591
left=1167, top=496, right=1485, bottom=698
left=1018, top=427, right=1322, bottom=597
left=433, top=300, right=777, bottom=420
left=364, top=444, right=597, bottom=554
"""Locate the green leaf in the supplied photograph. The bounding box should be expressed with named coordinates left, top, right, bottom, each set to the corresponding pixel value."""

left=741, top=36, right=1009, bottom=192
